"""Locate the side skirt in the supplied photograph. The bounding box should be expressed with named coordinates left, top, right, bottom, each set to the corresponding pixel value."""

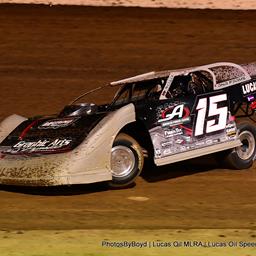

left=155, top=140, right=241, bottom=166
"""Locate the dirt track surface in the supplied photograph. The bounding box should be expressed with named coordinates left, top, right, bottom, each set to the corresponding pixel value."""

left=0, top=5, right=256, bottom=231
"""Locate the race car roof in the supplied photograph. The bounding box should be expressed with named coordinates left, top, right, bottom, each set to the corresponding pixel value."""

left=110, top=70, right=173, bottom=86
left=110, top=62, right=256, bottom=88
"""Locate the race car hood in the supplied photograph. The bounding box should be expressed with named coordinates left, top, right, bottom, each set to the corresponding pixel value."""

left=0, top=113, right=107, bottom=155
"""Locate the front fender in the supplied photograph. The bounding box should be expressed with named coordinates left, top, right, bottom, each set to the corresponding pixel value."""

left=65, top=103, right=136, bottom=184
left=0, top=105, right=136, bottom=186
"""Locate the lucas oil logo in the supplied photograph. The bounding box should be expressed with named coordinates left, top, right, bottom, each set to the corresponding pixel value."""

left=242, top=81, right=256, bottom=95
left=158, top=104, right=190, bottom=127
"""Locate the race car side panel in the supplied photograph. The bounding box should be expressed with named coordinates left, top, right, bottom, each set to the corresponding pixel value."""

left=0, top=114, right=27, bottom=144
left=0, top=104, right=136, bottom=185
left=136, top=90, right=242, bottom=166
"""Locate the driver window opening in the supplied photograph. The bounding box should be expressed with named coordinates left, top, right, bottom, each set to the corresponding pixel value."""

left=165, top=71, right=213, bottom=99
left=112, top=78, right=167, bottom=106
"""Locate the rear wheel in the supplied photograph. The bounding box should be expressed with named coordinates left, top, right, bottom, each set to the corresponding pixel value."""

left=224, top=123, right=256, bottom=169
left=109, top=133, right=144, bottom=188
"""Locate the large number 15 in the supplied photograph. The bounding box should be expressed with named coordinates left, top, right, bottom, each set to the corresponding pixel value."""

left=194, top=94, right=228, bottom=137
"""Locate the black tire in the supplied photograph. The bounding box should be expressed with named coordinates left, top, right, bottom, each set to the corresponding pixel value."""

left=224, top=123, right=256, bottom=169
left=108, top=133, right=144, bottom=188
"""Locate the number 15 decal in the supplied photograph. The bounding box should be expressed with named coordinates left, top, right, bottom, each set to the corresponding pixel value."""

left=194, top=94, right=228, bottom=137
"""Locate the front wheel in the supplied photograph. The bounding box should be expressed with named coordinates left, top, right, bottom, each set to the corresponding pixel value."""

left=109, top=133, right=144, bottom=188
left=224, top=123, right=256, bottom=169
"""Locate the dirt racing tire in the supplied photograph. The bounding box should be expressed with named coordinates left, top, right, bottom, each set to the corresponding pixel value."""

left=108, top=133, right=144, bottom=188
left=224, top=123, right=256, bottom=170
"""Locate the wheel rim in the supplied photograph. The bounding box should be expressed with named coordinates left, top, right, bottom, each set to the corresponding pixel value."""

left=236, top=131, right=255, bottom=160
left=111, top=146, right=135, bottom=178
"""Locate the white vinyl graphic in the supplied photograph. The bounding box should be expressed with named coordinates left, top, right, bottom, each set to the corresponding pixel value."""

left=195, top=94, right=228, bottom=136
left=195, top=98, right=207, bottom=136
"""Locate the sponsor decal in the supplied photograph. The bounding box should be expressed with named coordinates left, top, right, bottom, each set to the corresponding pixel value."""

left=175, top=139, right=184, bottom=144
left=38, top=117, right=79, bottom=129
left=163, top=148, right=172, bottom=156
left=6, top=139, right=72, bottom=154
left=206, top=139, right=213, bottom=145
left=226, top=123, right=236, bottom=129
left=220, top=137, right=227, bottom=142
left=161, top=141, right=173, bottom=148
left=225, top=123, right=237, bottom=137
left=226, top=128, right=236, bottom=137
left=164, top=128, right=183, bottom=138
left=215, top=76, right=247, bottom=90
left=158, top=104, right=190, bottom=127
left=160, top=73, right=175, bottom=100
left=247, top=95, right=255, bottom=102
left=242, top=81, right=256, bottom=95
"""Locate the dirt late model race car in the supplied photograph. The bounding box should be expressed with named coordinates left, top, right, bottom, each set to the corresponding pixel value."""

left=0, top=62, right=256, bottom=188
